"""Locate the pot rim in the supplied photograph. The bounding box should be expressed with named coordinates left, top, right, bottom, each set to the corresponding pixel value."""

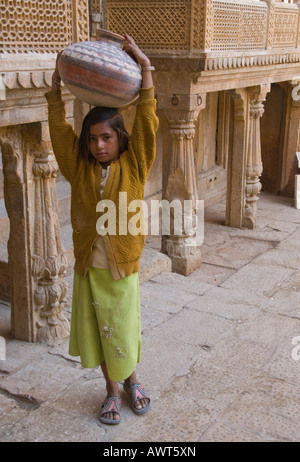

left=97, top=29, right=125, bottom=45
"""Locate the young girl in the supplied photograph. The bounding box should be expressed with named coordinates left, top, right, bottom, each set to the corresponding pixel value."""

left=46, top=36, right=159, bottom=425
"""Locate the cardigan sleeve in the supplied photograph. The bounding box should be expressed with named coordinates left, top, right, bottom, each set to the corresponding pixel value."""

left=45, top=90, right=78, bottom=183
left=127, top=87, right=159, bottom=184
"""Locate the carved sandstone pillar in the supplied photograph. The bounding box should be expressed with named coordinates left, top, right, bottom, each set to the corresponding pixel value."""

left=0, top=123, right=69, bottom=345
left=159, top=93, right=206, bottom=275
left=31, top=150, right=69, bottom=344
left=225, top=88, right=247, bottom=228
left=226, top=85, right=269, bottom=229
left=243, top=85, right=270, bottom=229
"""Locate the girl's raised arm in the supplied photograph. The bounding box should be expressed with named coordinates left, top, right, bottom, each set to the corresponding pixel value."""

left=46, top=51, right=78, bottom=183
left=122, top=37, right=158, bottom=180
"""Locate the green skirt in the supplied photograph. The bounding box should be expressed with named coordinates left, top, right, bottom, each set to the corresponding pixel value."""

left=69, top=267, right=141, bottom=382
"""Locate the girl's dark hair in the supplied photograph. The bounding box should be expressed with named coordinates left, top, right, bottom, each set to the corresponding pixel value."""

left=78, top=107, right=130, bottom=165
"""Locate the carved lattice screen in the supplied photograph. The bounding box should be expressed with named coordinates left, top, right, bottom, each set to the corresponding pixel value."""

left=0, top=0, right=89, bottom=53
left=271, top=3, right=299, bottom=47
left=91, top=0, right=101, bottom=14
left=104, top=0, right=192, bottom=52
left=211, top=0, right=268, bottom=51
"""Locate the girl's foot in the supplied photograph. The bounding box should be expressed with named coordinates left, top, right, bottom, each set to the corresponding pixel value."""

left=99, top=396, right=122, bottom=425
left=124, top=373, right=151, bottom=414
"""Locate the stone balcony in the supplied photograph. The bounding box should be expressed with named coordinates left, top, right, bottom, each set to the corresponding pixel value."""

left=102, top=0, right=300, bottom=87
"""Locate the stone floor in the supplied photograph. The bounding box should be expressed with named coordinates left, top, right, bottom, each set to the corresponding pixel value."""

left=0, top=192, right=300, bottom=442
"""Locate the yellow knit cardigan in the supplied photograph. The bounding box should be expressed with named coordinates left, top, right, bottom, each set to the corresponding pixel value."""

left=45, top=87, right=159, bottom=280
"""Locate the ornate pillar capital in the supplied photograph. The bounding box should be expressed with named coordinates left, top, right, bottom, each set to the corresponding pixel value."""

left=32, top=153, right=58, bottom=179
left=248, top=84, right=270, bottom=108
left=158, top=92, right=206, bottom=123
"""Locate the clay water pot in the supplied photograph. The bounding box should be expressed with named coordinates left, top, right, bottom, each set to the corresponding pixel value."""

left=58, top=30, right=142, bottom=108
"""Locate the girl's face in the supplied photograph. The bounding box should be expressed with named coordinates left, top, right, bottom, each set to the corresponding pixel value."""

left=88, top=121, right=120, bottom=167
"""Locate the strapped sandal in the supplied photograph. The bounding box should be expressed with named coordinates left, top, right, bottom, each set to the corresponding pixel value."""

left=99, top=396, right=122, bottom=425
left=123, top=383, right=151, bottom=415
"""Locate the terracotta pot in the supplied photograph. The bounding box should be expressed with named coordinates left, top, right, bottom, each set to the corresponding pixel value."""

left=58, top=30, right=142, bottom=108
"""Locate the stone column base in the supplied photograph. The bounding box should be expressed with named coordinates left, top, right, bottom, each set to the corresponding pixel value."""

left=168, top=247, right=202, bottom=276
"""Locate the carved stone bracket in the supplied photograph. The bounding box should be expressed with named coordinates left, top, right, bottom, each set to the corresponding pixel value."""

left=2, top=70, right=54, bottom=90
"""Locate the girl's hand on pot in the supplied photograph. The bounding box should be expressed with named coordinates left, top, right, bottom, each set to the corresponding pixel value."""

left=52, top=51, right=63, bottom=89
left=122, top=35, right=151, bottom=68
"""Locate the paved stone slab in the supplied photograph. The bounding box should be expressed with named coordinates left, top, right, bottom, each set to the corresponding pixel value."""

left=202, top=222, right=233, bottom=246
left=185, top=285, right=262, bottom=320
left=139, top=280, right=199, bottom=315
left=229, top=227, right=291, bottom=243
left=262, top=338, right=300, bottom=386
left=139, top=248, right=172, bottom=284
left=253, top=248, right=300, bottom=270
left=187, top=263, right=235, bottom=285
left=233, top=310, right=300, bottom=348
left=220, top=263, right=295, bottom=296
left=0, top=339, right=48, bottom=374
left=265, top=289, right=300, bottom=318
left=140, top=304, right=171, bottom=333
left=149, top=271, right=214, bottom=295
left=201, top=237, right=273, bottom=269
left=0, top=393, right=28, bottom=432
left=138, top=308, right=234, bottom=394
left=206, top=335, right=275, bottom=379
left=0, top=404, right=106, bottom=442
left=0, top=349, right=87, bottom=403
left=201, top=372, right=300, bottom=442
left=277, top=228, right=300, bottom=251
left=45, top=373, right=107, bottom=419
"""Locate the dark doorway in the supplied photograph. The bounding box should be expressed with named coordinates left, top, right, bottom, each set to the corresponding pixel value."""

left=260, top=83, right=286, bottom=194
